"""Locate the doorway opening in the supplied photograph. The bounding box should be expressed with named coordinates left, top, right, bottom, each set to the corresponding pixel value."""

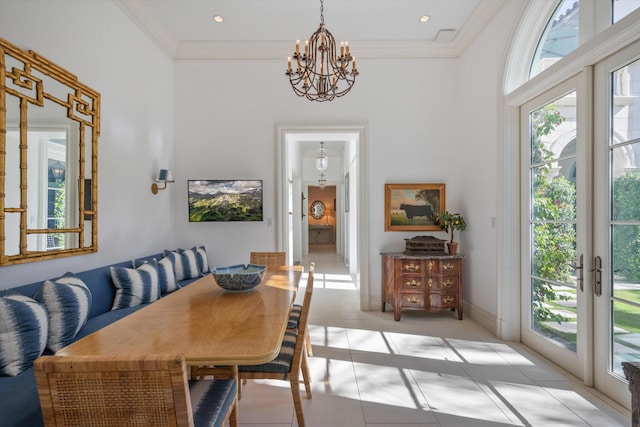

left=277, top=124, right=369, bottom=310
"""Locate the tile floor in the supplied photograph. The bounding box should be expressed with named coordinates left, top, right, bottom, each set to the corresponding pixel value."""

left=236, top=248, right=631, bottom=426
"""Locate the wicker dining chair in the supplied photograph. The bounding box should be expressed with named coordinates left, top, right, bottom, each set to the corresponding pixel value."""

left=34, top=354, right=238, bottom=427
left=238, top=262, right=315, bottom=427
left=250, top=251, right=313, bottom=357
left=249, top=251, right=286, bottom=270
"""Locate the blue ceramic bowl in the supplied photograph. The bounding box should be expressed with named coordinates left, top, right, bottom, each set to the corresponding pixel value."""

left=212, top=264, right=267, bottom=293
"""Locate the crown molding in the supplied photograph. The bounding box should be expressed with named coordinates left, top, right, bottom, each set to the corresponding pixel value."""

left=113, top=0, right=178, bottom=57
left=172, top=39, right=463, bottom=61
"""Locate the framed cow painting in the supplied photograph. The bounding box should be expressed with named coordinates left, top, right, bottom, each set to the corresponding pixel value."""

left=384, top=183, right=445, bottom=231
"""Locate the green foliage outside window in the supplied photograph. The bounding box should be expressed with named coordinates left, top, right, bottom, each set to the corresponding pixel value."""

left=613, top=173, right=640, bottom=283
left=532, top=176, right=576, bottom=326
left=531, top=104, right=576, bottom=328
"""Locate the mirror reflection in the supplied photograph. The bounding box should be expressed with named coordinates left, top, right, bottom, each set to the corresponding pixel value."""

left=1, top=37, right=99, bottom=265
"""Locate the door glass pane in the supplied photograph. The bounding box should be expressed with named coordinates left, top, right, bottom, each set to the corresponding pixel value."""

left=610, top=59, right=640, bottom=376
left=529, top=92, right=578, bottom=350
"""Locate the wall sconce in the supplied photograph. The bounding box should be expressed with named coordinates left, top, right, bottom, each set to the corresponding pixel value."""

left=151, top=169, right=174, bottom=194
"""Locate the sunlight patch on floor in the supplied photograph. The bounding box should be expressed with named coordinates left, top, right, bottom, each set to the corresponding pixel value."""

left=313, top=272, right=357, bottom=290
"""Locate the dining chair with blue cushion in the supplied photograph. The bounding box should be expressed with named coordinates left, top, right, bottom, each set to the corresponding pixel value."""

left=250, top=252, right=313, bottom=359
left=238, top=262, right=315, bottom=427
left=34, top=354, right=238, bottom=427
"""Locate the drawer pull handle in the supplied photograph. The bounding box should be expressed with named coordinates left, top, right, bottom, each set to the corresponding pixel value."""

left=428, top=278, right=433, bottom=287
left=443, top=263, right=455, bottom=271
left=443, top=279, right=453, bottom=287
left=443, top=296, right=455, bottom=304
left=408, top=296, right=421, bottom=304
left=405, top=280, right=422, bottom=287
left=428, top=261, right=434, bottom=270
left=403, top=263, right=420, bottom=272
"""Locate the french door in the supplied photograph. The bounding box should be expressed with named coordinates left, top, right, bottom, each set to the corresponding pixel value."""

left=593, top=41, right=640, bottom=405
left=522, top=41, right=640, bottom=408
left=521, top=73, right=591, bottom=382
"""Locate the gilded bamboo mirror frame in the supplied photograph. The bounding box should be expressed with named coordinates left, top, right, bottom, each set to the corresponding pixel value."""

left=0, top=37, right=99, bottom=265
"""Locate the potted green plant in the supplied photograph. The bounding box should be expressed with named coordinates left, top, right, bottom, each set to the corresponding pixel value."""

left=436, top=211, right=467, bottom=255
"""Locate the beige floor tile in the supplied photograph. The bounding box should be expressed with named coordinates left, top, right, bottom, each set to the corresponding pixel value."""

left=236, top=247, right=630, bottom=426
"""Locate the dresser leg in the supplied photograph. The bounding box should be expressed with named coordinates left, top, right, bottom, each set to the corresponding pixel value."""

left=381, top=301, right=386, bottom=312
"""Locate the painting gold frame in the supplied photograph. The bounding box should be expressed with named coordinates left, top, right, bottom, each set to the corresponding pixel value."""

left=384, top=183, right=445, bottom=231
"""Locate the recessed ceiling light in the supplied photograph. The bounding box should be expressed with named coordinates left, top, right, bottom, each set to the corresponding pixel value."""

left=420, top=15, right=430, bottom=23
left=213, top=15, right=224, bottom=23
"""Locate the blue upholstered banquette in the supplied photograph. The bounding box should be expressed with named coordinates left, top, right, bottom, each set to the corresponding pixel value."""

left=0, top=251, right=205, bottom=427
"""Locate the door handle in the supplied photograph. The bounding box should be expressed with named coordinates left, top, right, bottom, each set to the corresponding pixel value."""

left=590, top=255, right=602, bottom=296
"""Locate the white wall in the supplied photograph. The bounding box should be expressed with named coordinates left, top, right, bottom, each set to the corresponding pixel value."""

left=456, top=1, right=524, bottom=327
left=172, top=57, right=479, bottom=302
left=0, top=0, right=176, bottom=288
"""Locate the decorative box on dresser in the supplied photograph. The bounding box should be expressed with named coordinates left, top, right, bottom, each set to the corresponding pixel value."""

left=381, top=252, right=464, bottom=321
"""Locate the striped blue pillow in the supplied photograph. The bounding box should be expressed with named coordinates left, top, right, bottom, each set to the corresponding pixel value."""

left=111, top=259, right=161, bottom=309
left=132, top=256, right=179, bottom=294
left=0, top=294, right=48, bottom=376
left=164, top=247, right=202, bottom=281
left=35, top=273, right=92, bottom=352
left=195, top=246, right=210, bottom=274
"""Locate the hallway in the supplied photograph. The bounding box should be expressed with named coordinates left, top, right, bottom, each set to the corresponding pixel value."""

left=236, top=251, right=630, bottom=426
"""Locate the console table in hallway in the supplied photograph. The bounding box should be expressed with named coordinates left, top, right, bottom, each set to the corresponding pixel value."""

left=309, top=225, right=333, bottom=244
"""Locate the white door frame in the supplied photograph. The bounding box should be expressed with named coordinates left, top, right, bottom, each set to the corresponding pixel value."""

left=276, top=124, right=370, bottom=308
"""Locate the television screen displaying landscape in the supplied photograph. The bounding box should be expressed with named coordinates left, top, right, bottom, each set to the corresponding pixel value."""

left=188, top=180, right=263, bottom=222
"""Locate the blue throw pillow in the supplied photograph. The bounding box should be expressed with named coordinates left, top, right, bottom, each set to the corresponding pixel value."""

left=132, top=256, right=179, bottom=294
left=195, top=246, right=210, bottom=274
left=0, top=294, right=48, bottom=376
left=111, top=259, right=161, bottom=309
left=164, top=247, right=202, bottom=281
left=35, top=273, right=92, bottom=352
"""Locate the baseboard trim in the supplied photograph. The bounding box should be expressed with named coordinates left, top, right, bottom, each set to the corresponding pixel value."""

left=463, top=300, right=499, bottom=337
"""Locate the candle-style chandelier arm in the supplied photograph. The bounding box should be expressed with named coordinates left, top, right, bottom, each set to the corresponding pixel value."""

left=286, top=0, right=358, bottom=102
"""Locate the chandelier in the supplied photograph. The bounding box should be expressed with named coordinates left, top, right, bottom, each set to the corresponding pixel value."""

left=316, top=141, right=328, bottom=172
left=286, top=0, right=358, bottom=102
left=318, top=173, right=327, bottom=189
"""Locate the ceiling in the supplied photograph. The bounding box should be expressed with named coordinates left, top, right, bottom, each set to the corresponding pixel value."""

left=115, top=0, right=507, bottom=59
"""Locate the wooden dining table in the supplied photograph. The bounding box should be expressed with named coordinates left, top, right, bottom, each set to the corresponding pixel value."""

left=57, top=266, right=303, bottom=367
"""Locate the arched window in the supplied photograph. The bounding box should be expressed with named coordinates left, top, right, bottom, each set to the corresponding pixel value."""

left=529, top=0, right=579, bottom=78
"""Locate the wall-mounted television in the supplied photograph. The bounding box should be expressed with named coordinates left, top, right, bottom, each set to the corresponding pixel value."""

left=188, top=180, right=263, bottom=222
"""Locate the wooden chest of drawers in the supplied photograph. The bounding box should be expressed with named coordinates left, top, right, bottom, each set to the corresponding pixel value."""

left=381, top=252, right=464, bottom=321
